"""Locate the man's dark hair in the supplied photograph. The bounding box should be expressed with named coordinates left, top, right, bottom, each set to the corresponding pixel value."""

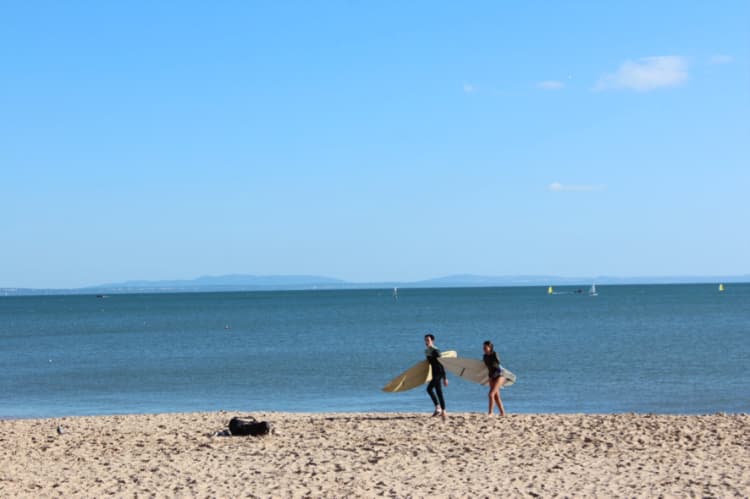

left=425, top=334, right=435, bottom=341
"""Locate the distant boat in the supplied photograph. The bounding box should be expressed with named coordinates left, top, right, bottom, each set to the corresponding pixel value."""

left=588, top=284, right=598, bottom=296
left=547, top=286, right=554, bottom=295
left=393, top=287, right=399, bottom=300
left=719, top=283, right=725, bottom=292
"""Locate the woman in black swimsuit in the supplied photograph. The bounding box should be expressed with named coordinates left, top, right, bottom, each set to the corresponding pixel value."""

left=483, top=340, right=506, bottom=416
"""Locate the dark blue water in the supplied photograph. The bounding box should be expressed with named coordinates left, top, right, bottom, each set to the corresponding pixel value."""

left=1, top=285, right=748, bottom=418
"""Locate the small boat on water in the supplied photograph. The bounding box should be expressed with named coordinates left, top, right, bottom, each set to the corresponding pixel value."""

left=719, top=283, right=725, bottom=292
left=588, top=284, right=598, bottom=296
left=547, top=286, right=554, bottom=295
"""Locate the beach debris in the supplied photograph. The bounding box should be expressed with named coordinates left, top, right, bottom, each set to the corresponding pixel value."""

left=56, top=425, right=65, bottom=435
left=210, top=416, right=274, bottom=437
left=228, top=416, right=274, bottom=436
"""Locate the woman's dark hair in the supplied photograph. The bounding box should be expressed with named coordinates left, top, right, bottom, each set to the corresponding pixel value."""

left=425, top=334, right=435, bottom=341
left=483, top=340, right=494, bottom=351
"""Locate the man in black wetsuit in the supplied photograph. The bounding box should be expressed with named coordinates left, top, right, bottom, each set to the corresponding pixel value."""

left=424, top=334, right=448, bottom=417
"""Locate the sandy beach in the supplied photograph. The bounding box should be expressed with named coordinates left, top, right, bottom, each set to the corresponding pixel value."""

left=1, top=411, right=748, bottom=497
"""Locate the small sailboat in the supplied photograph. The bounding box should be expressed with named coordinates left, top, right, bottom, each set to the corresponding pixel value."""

left=588, top=284, right=598, bottom=296
left=547, top=286, right=554, bottom=295
left=718, top=283, right=725, bottom=292
left=393, top=287, right=399, bottom=300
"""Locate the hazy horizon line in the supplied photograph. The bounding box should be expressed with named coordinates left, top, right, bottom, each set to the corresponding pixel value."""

left=2, top=272, right=749, bottom=294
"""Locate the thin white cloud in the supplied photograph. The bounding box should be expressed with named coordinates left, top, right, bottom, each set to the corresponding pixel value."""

left=537, top=80, right=565, bottom=90
left=594, top=56, right=688, bottom=92
left=548, top=182, right=605, bottom=192
left=709, top=54, right=733, bottom=65
left=463, top=83, right=477, bottom=94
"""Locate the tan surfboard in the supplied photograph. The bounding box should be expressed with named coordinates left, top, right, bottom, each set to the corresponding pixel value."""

left=439, top=357, right=516, bottom=387
left=382, top=350, right=457, bottom=392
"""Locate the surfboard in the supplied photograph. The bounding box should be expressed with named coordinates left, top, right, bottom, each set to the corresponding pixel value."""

left=439, top=357, right=516, bottom=387
left=382, top=350, right=457, bottom=392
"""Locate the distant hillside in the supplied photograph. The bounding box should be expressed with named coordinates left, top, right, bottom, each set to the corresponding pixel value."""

left=2, top=273, right=748, bottom=296
left=86, top=274, right=349, bottom=292
left=416, top=274, right=750, bottom=287
left=415, top=274, right=565, bottom=286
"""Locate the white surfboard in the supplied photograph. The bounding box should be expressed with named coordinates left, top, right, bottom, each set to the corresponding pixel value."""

left=439, top=357, right=516, bottom=387
left=382, top=350, right=457, bottom=393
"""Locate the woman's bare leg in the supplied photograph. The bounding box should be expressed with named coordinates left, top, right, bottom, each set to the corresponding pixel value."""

left=494, top=376, right=506, bottom=415
left=488, top=377, right=501, bottom=414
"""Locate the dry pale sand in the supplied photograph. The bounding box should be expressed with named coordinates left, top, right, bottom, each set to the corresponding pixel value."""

left=1, top=411, right=748, bottom=498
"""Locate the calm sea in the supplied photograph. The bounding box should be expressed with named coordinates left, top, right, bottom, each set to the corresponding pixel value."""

left=1, top=284, right=748, bottom=418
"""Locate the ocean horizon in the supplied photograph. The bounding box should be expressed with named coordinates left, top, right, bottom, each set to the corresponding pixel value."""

left=3, top=273, right=749, bottom=296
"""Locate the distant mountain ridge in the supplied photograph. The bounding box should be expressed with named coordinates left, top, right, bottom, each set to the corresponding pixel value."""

left=96, top=274, right=348, bottom=289
left=2, top=273, right=749, bottom=296
left=94, top=272, right=750, bottom=291
left=415, top=274, right=750, bottom=286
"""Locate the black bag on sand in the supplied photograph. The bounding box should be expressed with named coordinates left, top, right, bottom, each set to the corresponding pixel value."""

left=228, top=416, right=273, bottom=436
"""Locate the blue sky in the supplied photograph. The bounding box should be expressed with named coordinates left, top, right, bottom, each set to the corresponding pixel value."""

left=2, top=1, right=748, bottom=288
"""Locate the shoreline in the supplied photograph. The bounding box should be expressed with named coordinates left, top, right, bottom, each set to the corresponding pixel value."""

left=3, top=408, right=747, bottom=421
left=2, top=411, right=748, bottom=497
